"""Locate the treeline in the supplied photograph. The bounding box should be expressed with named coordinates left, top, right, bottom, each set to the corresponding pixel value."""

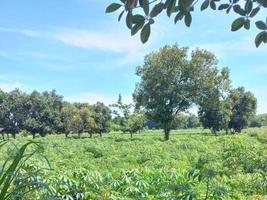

left=0, top=89, right=113, bottom=139
left=0, top=89, right=200, bottom=139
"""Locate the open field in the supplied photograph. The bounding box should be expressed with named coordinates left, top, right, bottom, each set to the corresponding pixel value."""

left=1, top=128, right=266, bottom=199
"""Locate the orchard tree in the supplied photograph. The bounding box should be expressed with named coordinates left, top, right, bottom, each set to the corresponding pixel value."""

left=126, top=111, right=147, bottom=138
left=92, top=102, right=112, bottom=137
left=106, top=0, right=267, bottom=47
left=0, top=89, right=28, bottom=139
left=134, top=45, right=223, bottom=140
left=197, top=68, right=232, bottom=134
left=24, top=90, right=63, bottom=139
left=77, top=103, right=97, bottom=138
left=110, top=94, right=132, bottom=132
left=228, top=87, right=257, bottom=132
left=61, top=103, right=77, bottom=137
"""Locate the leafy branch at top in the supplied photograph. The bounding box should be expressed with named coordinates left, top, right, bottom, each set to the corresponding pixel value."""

left=106, top=0, right=267, bottom=47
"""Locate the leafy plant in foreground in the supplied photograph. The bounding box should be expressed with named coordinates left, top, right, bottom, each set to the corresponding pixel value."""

left=0, top=141, right=51, bottom=199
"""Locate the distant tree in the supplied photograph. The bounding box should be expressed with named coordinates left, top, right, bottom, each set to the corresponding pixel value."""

left=171, top=113, right=188, bottom=129
left=110, top=94, right=132, bottom=132
left=24, top=90, right=63, bottom=139
left=61, top=103, right=78, bottom=138
left=0, top=89, right=28, bottom=139
left=187, top=114, right=200, bottom=128
left=126, top=111, right=147, bottom=138
left=92, top=102, right=112, bottom=137
left=249, top=116, right=263, bottom=127
left=106, top=0, right=267, bottom=47
left=78, top=104, right=97, bottom=138
left=228, top=87, right=257, bottom=133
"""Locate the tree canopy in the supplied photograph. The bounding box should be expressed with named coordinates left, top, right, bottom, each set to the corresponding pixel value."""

left=106, top=0, right=267, bottom=47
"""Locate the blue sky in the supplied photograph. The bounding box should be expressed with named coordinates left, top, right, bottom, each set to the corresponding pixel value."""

left=0, top=0, right=266, bottom=113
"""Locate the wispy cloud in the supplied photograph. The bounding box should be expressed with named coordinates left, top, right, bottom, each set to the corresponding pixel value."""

left=194, top=36, right=267, bottom=57
left=0, top=27, right=39, bottom=37
left=53, top=28, right=144, bottom=53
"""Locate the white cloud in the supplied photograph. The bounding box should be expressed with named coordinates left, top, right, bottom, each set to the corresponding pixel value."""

left=254, top=66, right=267, bottom=73
left=0, top=27, right=38, bottom=37
left=53, top=28, right=144, bottom=53
left=194, top=37, right=267, bottom=57
left=65, top=92, right=132, bottom=105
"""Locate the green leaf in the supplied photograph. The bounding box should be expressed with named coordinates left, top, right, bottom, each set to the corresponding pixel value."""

left=255, top=31, right=267, bottom=47
left=244, top=19, right=250, bottom=30
left=210, top=1, right=216, bottom=10
left=118, top=10, right=125, bottom=21
left=231, top=17, right=245, bottom=31
left=249, top=7, right=260, bottom=17
left=105, top=3, right=122, bottom=13
left=140, top=0, right=149, bottom=15
left=141, top=23, right=151, bottom=43
left=166, top=0, right=177, bottom=17
left=132, top=14, right=145, bottom=24
left=131, top=21, right=145, bottom=35
left=245, top=0, right=253, bottom=14
left=218, top=4, right=229, bottom=10
left=233, top=5, right=246, bottom=16
left=201, top=0, right=209, bottom=11
left=255, top=21, right=267, bottom=30
left=184, top=12, right=192, bottom=27
left=126, top=11, right=133, bottom=29
left=174, top=12, right=184, bottom=23
left=150, top=3, right=164, bottom=17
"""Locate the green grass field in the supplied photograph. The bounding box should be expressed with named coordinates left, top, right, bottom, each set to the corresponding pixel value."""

left=1, top=128, right=267, bottom=199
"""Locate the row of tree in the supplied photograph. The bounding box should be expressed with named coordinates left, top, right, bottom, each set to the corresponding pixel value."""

left=0, top=90, right=113, bottom=139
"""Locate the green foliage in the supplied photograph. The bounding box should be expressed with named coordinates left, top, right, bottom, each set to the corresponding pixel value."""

left=106, top=0, right=267, bottom=47
left=1, top=129, right=266, bottom=199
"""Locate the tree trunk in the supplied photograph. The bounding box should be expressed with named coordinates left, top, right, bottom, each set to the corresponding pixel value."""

left=130, top=132, right=133, bottom=138
left=32, top=133, right=36, bottom=139
left=90, top=133, right=92, bottom=138
left=11, top=133, right=16, bottom=139
left=164, top=123, right=171, bottom=141
left=99, top=132, right=102, bottom=137
left=65, top=132, right=69, bottom=138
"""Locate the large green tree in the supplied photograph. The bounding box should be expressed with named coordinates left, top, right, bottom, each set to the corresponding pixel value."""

left=134, top=45, right=222, bottom=140
left=106, top=0, right=267, bottom=47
